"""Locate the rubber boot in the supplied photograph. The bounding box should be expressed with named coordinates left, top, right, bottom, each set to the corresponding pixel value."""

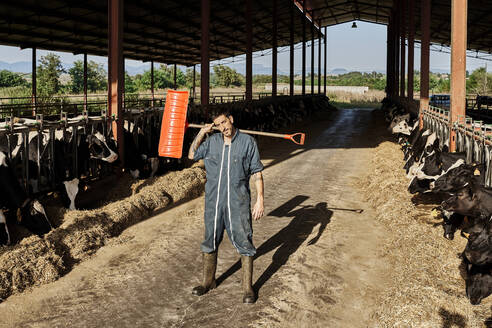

left=241, top=256, right=256, bottom=304
left=192, top=252, right=217, bottom=296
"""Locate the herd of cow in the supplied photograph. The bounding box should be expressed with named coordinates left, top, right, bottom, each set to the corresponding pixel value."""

left=384, top=98, right=492, bottom=305
left=0, top=111, right=171, bottom=246
left=0, top=95, right=327, bottom=250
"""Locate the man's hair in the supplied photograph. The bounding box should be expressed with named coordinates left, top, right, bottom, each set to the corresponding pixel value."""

left=211, top=109, right=232, bottom=120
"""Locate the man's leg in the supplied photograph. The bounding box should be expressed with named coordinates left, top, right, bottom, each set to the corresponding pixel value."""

left=192, top=209, right=225, bottom=296
left=241, top=255, right=255, bottom=304
left=192, top=251, right=218, bottom=296
left=224, top=211, right=256, bottom=303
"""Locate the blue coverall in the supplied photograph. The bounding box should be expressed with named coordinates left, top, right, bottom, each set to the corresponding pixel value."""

left=194, top=130, right=264, bottom=256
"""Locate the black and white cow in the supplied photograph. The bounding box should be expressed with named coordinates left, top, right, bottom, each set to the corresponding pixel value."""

left=405, top=131, right=440, bottom=180
left=123, top=118, right=177, bottom=179
left=0, top=150, right=52, bottom=245
left=441, top=183, right=492, bottom=219
left=407, top=150, right=466, bottom=194
left=463, top=258, right=492, bottom=305
left=464, top=222, right=492, bottom=266
left=53, top=125, right=118, bottom=210
left=431, top=164, right=486, bottom=193
left=3, top=119, right=119, bottom=211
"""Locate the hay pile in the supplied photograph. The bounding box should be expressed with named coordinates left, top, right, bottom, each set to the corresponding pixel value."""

left=0, top=165, right=206, bottom=300
left=360, top=140, right=491, bottom=327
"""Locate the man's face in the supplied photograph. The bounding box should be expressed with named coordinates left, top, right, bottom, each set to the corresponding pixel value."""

left=213, top=114, right=235, bottom=138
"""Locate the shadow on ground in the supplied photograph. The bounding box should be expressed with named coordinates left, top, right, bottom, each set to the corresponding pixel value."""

left=216, top=195, right=333, bottom=296
left=439, top=307, right=467, bottom=328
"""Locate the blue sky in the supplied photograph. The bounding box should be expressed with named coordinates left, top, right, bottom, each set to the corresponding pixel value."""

left=0, top=21, right=490, bottom=73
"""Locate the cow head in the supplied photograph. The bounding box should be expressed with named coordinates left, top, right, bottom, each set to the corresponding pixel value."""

left=465, top=265, right=492, bottom=305
left=63, top=178, right=79, bottom=210
left=408, top=177, right=433, bottom=194
left=18, top=199, right=52, bottom=235
left=441, top=185, right=480, bottom=217
left=432, top=164, right=485, bottom=193
left=419, top=151, right=442, bottom=178
left=464, top=224, right=492, bottom=266
left=87, top=132, right=118, bottom=163
left=440, top=210, right=461, bottom=240
left=391, top=120, right=412, bottom=135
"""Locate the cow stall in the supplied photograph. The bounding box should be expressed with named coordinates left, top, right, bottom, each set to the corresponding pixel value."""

left=0, top=94, right=332, bottom=212
left=422, top=105, right=492, bottom=187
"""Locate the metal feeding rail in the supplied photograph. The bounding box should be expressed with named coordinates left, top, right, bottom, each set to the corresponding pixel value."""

left=422, top=105, right=492, bottom=186
left=0, top=107, right=164, bottom=195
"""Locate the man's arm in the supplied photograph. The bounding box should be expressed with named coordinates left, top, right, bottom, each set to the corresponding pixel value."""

left=188, top=123, right=213, bottom=160
left=252, top=171, right=264, bottom=220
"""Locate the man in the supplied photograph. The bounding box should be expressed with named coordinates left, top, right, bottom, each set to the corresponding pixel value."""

left=188, top=110, right=264, bottom=304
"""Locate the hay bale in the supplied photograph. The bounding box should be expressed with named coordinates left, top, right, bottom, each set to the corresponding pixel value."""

left=359, top=140, right=490, bottom=326
left=0, top=235, right=64, bottom=299
left=0, top=166, right=206, bottom=300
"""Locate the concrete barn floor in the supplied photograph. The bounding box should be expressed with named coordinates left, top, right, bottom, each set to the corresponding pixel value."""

left=0, top=108, right=391, bottom=328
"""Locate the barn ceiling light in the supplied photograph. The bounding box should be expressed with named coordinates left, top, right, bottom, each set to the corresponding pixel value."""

left=351, top=22, right=357, bottom=28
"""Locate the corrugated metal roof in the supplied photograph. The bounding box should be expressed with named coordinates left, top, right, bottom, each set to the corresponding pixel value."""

left=310, top=0, right=492, bottom=55
left=0, top=1, right=491, bottom=66
left=0, top=0, right=319, bottom=66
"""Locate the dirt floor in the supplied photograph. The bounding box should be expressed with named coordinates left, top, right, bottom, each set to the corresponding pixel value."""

left=0, top=107, right=485, bottom=327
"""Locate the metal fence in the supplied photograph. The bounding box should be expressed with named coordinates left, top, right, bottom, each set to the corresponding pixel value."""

left=0, top=93, right=166, bottom=118
left=0, top=107, right=163, bottom=195
left=0, top=91, right=277, bottom=117
left=423, top=105, right=492, bottom=186
left=425, top=96, right=492, bottom=112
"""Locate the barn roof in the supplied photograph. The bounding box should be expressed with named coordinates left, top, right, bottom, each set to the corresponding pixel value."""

left=0, top=0, right=318, bottom=66
left=310, top=0, right=492, bottom=55
left=0, top=0, right=491, bottom=66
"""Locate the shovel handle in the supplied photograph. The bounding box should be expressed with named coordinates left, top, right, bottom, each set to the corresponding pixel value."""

left=284, top=132, right=305, bottom=145
left=186, top=123, right=305, bottom=145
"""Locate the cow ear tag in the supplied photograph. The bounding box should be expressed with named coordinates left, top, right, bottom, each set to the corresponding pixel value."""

left=474, top=169, right=481, bottom=176
left=430, top=209, right=439, bottom=218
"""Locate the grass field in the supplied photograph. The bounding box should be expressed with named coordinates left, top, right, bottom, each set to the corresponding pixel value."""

left=327, top=89, right=385, bottom=109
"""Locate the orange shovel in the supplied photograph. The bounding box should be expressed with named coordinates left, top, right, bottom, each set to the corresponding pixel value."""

left=158, top=90, right=306, bottom=159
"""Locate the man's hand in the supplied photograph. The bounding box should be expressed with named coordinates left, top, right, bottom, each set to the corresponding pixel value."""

left=252, top=171, right=264, bottom=221
left=201, top=123, right=214, bottom=134
left=252, top=198, right=264, bottom=221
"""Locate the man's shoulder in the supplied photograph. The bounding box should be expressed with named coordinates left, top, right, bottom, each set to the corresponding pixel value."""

left=206, top=132, right=222, bottom=145
left=237, top=130, right=257, bottom=144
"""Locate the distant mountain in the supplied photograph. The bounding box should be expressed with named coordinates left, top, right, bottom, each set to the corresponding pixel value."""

left=430, top=68, right=450, bottom=74
left=125, top=65, right=150, bottom=76
left=0, top=60, right=150, bottom=76
left=329, top=68, right=348, bottom=75
left=225, top=63, right=289, bottom=75
left=0, top=61, right=32, bottom=74
left=1, top=59, right=450, bottom=76
left=218, top=64, right=367, bottom=76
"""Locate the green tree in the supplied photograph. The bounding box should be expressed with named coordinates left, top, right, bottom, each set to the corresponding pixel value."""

left=68, top=60, right=106, bottom=93
left=0, top=70, right=28, bottom=88
left=467, top=67, right=492, bottom=94
left=185, top=67, right=200, bottom=89
left=278, top=75, right=290, bottom=84
left=133, top=64, right=187, bottom=91
left=174, top=67, right=187, bottom=88
left=125, top=72, right=137, bottom=93
left=37, top=53, right=65, bottom=96
left=212, top=65, right=243, bottom=87
left=252, top=74, right=271, bottom=84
